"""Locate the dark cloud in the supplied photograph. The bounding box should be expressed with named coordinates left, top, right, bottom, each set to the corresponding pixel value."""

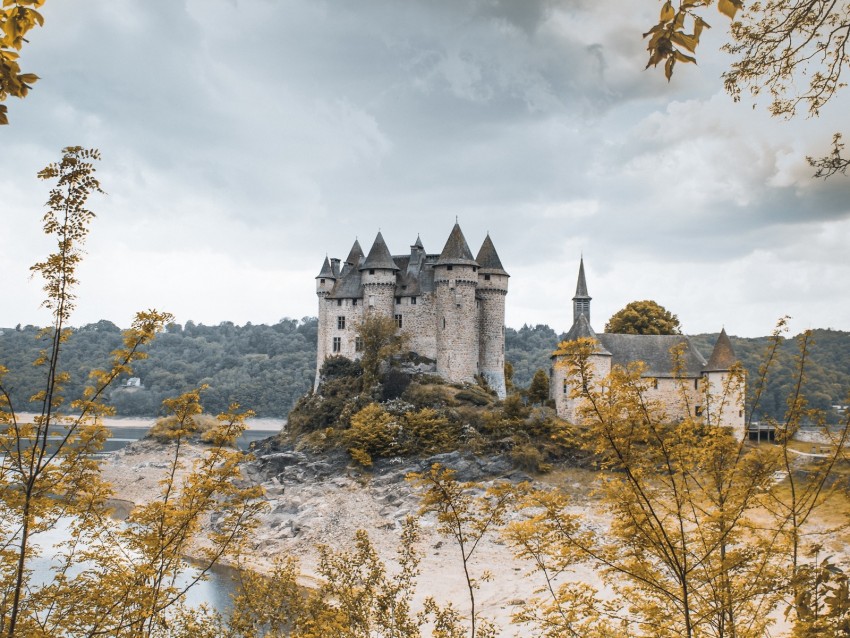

left=0, top=0, right=847, bottom=336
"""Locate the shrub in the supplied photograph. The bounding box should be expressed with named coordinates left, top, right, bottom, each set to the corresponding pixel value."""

left=344, top=403, right=400, bottom=466
left=148, top=413, right=221, bottom=443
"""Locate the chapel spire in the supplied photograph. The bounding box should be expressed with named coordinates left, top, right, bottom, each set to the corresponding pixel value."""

left=572, top=257, right=591, bottom=326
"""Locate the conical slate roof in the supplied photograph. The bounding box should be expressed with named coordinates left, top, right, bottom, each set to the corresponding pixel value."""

left=703, top=328, right=737, bottom=372
left=316, top=256, right=335, bottom=279
left=562, top=314, right=611, bottom=355
left=413, top=235, right=424, bottom=249
left=475, top=234, right=508, bottom=276
left=360, top=232, right=399, bottom=271
left=436, top=223, right=478, bottom=267
left=345, top=239, right=364, bottom=267
left=573, top=257, right=590, bottom=299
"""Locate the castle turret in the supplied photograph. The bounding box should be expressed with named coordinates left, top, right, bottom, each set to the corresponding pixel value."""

left=360, top=232, right=398, bottom=316
left=476, top=234, right=509, bottom=398
left=573, top=257, right=591, bottom=325
left=340, top=239, right=364, bottom=277
left=702, top=328, right=745, bottom=436
left=551, top=313, right=612, bottom=423
left=315, top=255, right=338, bottom=388
left=434, top=222, right=479, bottom=384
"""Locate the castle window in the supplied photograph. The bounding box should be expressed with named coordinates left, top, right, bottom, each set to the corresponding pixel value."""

left=332, top=337, right=341, bottom=352
left=320, top=278, right=325, bottom=284
left=352, top=299, right=357, bottom=306
left=484, top=274, right=490, bottom=281
left=695, top=405, right=704, bottom=417
left=337, top=299, right=342, bottom=306
left=447, top=265, right=453, bottom=271
left=442, top=317, right=446, bottom=330
left=396, top=297, right=401, bottom=304
left=355, top=336, right=363, bottom=352
left=337, top=316, right=345, bottom=330
left=395, top=314, right=403, bottom=328
left=472, top=266, right=477, bottom=272
left=563, top=379, right=569, bottom=394
left=411, top=296, right=417, bottom=305
left=369, top=269, right=375, bottom=275
left=369, top=296, right=374, bottom=307
left=694, top=379, right=699, bottom=390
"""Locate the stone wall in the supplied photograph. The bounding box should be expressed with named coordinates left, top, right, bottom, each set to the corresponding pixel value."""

left=435, top=265, right=480, bottom=384
left=397, top=292, right=437, bottom=361
left=477, top=284, right=507, bottom=398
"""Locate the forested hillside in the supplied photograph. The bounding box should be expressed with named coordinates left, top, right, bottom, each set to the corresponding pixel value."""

left=1, top=319, right=848, bottom=421
left=690, top=329, right=850, bottom=421
left=0, top=319, right=317, bottom=418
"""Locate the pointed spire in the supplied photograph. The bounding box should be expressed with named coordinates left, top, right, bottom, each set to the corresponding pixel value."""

left=572, top=257, right=591, bottom=326
left=316, top=255, right=335, bottom=279
left=360, top=231, right=399, bottom=271
left=436, top=222, right=478, bottom=267
left=574, top=256, right=589, bottom=297
left=704, top=328, right=737, bottom=372
left=414, top=234, right=424, bottom=249
left=475, top=233, right=508, bottom=276
left=345, top=239, right=364, bottom=267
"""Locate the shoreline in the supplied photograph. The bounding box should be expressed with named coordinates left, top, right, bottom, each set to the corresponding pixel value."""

left=12, top=412, right=286, bottom=433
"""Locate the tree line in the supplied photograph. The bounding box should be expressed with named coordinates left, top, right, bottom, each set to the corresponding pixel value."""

left=2, top=318, right=848, bottom=421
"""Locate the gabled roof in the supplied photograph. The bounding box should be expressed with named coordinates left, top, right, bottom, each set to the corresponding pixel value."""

left=436, top=223, right=478, bottom=267
left=597, top=333, right=707, bottom=377
left=360, top=232, right=399, bottom=271
left=316, top=256, right=335, bottom=279
left=475, top=234, right=509, bottom=276
left=573, top=257, right=590, bottom=299
left=704, top=328, right=737, bottom=372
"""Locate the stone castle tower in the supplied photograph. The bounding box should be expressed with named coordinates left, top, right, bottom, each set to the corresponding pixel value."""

left=315, top=223, right=509, bottom=397
left=551, top=259, right=745, bottom=436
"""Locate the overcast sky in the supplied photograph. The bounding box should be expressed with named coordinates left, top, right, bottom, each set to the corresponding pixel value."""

left=2, top=0, right=848, bottom=338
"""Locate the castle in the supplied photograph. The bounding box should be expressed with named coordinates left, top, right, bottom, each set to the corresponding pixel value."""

left=549, top=259, right=746, bottom=436
left=315, top=223, right=509, bottom=397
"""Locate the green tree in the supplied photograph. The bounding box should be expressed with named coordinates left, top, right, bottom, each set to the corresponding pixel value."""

left=605, top=299, right=682, bottom=335
left=527, top=369, right=549, bottom=405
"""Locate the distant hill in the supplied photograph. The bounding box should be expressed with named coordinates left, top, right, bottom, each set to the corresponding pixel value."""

left=0, top=319, right=317, bottom=418
left=2, top=320, right=848, bottom=421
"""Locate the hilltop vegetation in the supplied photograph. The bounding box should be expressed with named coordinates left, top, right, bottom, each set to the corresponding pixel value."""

left=1, top=319, right=848, bottom=421
left=0, top=318, right=317, bottom=417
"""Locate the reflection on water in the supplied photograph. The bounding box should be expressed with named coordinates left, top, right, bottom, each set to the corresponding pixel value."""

left=27, top=517, right=238, bottom=615
left=4, top=418, right=272, bottom=616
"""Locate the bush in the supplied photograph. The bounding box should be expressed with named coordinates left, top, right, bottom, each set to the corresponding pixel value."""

left=510, top=443, right=552, bottom=474
left=344, top=403, right=400, bottom=466
left=147, top=413, right=221, bottom=443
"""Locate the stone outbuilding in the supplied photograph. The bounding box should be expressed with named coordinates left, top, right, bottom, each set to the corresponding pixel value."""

left=550, top=259, right=745, bottom=437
